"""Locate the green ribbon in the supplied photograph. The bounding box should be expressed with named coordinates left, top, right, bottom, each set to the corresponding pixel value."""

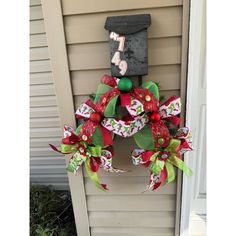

left=165, top=161, right=175, bottom=184
left=63, top=142, right=102, bottom=172
left=94, top=84, right=112, bottom=103
left=64, top=144, right=106, bottom=190
left=149, top=139, right=180, bottom=174
left=142, top=81, right=160, bottom=100
left=61, top=144, right=101, bottom=157
left=104, top=95, right=119, bottom=117
left=66, top=152, right=85, bottom=172
left=150, top=159, right=165, bottom=174
left=165, top=139, right=181, bottom=153
left=84, top=158, right=106, bottom=191
left=61, top=144, right=77, bottom=153
left=166, top=138, right=193, bottom=177
left=87, top=146, right=102, bottom=157
left=167, top=155, right=193, bottom=177
left=134, top=125, right=155, bottom=150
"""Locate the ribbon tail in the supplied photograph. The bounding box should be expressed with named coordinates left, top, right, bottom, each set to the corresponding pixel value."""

left=49, top=144, right=62, bottom=153
left=143, top=172, right=161, bottom=192
left=104, top=166, right=126, bottom=173
left=165, top=162, right=176, bottom=184
left=160, top=167, right=167, bottom=185
left=168, top=155, right=193, bottom=177
left=89, top=157, right=101, bottom=172
left=84, top=158, right=108, bottom=191
left=49, top=144, right=71, bottom=154
left=152, top=182, right=162, bottom=191
left=67, top=153, right=84, bottom=174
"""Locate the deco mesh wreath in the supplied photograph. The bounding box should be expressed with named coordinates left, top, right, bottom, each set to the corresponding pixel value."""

left=50, top=74, right=193, bottom=192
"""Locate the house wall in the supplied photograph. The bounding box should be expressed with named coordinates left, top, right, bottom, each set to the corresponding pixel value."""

left=32, top=0, right=191, bottom=235
left=30, top=0, right=69, bottom=189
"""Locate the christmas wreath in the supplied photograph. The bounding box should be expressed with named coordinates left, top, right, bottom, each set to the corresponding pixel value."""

left=50, top=75, right=193, bottom=192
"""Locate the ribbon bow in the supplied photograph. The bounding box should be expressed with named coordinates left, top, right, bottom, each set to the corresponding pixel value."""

left=133, top=96, right=182, bottom=150
left=94, top=75, right=160, bottom=117
left=49, top=126, right=124, bottom=191
left=131, top=130, right=193, bottom=192
left=129, top=82, right=159, bottom=115
left=75, top=99, right=113, bottom=147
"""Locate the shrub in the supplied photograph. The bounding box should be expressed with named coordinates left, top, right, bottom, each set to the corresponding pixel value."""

left=30, top=185, right=76, bottom=236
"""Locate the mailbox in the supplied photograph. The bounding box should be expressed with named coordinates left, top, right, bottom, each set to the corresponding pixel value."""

left=104, top=14, right=151, bottom=77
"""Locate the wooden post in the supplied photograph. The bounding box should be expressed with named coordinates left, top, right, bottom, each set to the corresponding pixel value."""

left=41, top=0, right=90, bottom=235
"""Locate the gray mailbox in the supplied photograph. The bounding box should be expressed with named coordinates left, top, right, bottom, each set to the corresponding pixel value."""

left=105, top=14, right=151, bottom=77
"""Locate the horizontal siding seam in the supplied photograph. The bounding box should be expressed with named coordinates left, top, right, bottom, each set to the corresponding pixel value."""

left=66, top=36, right=182, bottom=46
left=62, top=3, right=183, bottom=16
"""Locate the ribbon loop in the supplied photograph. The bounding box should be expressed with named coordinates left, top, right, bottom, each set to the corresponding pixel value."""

left=175, top=127, right=193, bottom=154
left=75, top=102, right=95, bottom=119
left=159, top=96, right=181, bottom=118
left=166, top=139, right=181, bottom=153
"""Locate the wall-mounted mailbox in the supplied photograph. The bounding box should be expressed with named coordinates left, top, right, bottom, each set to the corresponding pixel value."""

left=104, top=14, right=151, bottom=77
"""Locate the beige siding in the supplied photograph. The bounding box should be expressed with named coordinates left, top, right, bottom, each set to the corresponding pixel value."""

left=60, top=0, right=188, bottom=235
left=30, top=0, right=68, bottom=189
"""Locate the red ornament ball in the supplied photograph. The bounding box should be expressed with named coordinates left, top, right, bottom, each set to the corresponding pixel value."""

left=90, top=112, right=102, bottom=123
left=149, top=112, right=161, bottom=122
left=101, top=74, right=117, bottom=87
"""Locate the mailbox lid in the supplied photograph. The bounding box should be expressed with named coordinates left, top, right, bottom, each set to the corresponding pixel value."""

left=104, top=14, right=151, bottom=35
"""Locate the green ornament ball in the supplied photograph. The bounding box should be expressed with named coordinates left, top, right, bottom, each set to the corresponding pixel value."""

left=118, top=77, right=133, bottom=92
left=158, top=138, right=165, bottom=145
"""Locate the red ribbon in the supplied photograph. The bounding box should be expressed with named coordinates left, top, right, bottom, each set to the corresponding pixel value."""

left=62, top=133, right=80, bottom=145
left=162, top=95, right=177, bottom=106
left=141, top=150, right=154, bottom=163
left=152, top=167, right=167, bottom=190
left=89, top=157, right=101, bottom=172
left=176, top=140, right=191, bottom=155
left=132, top=87, right=159, bottom=112
left=100, top=125, right=113, bottom=146
left=120, top=93, right=132, bottom=106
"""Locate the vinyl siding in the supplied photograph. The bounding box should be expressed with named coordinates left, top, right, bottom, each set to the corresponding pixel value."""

left=60, top=0, right=188, bottom=235
left=30, top=0, right=68, bottom=189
